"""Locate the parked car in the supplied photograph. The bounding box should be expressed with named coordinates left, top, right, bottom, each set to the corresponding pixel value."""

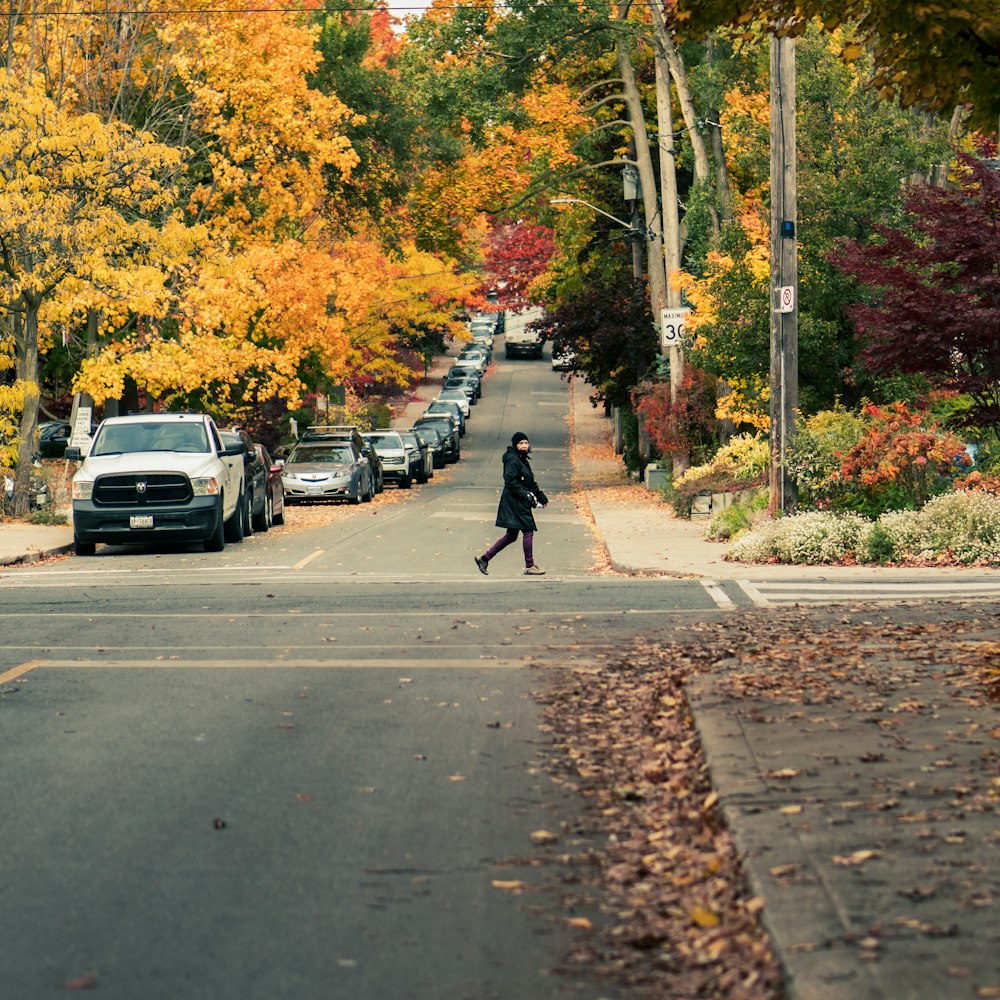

left=221, top=429, right=268, bottom=533
left=405, top=424, right=446, bottom=469
left=301, top=425, right=384, bottom=493
left=435, top=388, right=471, bottom=419
left=397, top=430, right=433, bottom=483
left=551, top=347, right=577, bottom=371
left=443, top=372, right=479, bottom=404
left=446, top=364, right=481, bottom=396
left=256, top=443, right=285, bottom=527
left=424, top=399, right=465, bottom=436
left=362, top=430, right=416, bottom=489
left=457, top=347, right=489, bottom=374
left=280, top=440, right=374, bottom=504
left=414, top=414, right=460, bottom=463
left=37, top=420, right=72, bottom=458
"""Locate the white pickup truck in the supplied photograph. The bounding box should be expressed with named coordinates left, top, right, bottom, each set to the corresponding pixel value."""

left=67, top=412, right=247, bottom=556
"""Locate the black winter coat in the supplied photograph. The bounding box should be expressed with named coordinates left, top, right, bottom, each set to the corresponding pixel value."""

left=495, top=445, right=549, bottom=532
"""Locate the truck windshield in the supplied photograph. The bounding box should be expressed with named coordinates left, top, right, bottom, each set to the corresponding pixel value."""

left=92, top=423, right=209, bottom=456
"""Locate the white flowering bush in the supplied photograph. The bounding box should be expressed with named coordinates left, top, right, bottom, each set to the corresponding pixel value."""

left=727, top=511, right=869, bottom=564
left=727, top=491, right=1000, bottom=565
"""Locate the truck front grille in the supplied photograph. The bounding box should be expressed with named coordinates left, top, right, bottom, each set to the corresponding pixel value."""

left=93, top=474, right=193, bottom=506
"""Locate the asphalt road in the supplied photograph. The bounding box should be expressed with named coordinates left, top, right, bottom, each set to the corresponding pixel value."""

left=0, top=349, right=737, bottom=1000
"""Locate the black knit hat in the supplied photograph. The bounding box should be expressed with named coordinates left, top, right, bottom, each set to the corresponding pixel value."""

left=511, top=432, right=529, bottom=446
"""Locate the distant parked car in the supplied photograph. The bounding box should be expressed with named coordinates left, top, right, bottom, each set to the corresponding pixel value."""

left=362, top=430, right=416, bottom=489
left=404, top=424, right=446, bottom=469
left=443, top=372, right=479, bottom=404
left=435, top=388, right=471, bottom=419
left=281, top=440, right=374, bottom=504
left=37, top=420, right=72, bottom=458
left=551, top=347, right=576, bottom=371
left=424, top=399, right=465, bottom=436
left=256, top=443, right=285, bottom=527
left=414, top=414, right=460, bottom=463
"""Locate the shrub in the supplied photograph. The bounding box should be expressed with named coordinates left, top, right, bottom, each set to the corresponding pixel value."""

left=789, top=405, right=867, bottom=508
left=728, top=491, right=1000, bottom=566
left=669, top=433, right=769, bottom=515
left=705, top=489, right=769, bottom=541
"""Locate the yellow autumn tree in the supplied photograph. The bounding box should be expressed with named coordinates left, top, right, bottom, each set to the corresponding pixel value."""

left=0, top=70, right=191, bottom=514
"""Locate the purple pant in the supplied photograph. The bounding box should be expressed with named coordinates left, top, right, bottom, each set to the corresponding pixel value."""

left=483, top=529, right=534, bottom=567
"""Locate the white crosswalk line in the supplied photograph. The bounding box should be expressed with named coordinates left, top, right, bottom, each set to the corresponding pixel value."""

left=736, top=579, right=1000, bottom=607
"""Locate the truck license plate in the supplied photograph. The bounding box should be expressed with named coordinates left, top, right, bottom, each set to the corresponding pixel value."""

left=130, top=515, right=154, bottom=528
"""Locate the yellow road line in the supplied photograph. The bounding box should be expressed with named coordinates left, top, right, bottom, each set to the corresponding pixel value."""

left=0, top=659, right=47, bottom=685
left=293, top=549, right=325, bottom=570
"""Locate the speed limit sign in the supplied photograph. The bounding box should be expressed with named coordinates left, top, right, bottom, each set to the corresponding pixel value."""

left=659, top=307, right=689, bottom=350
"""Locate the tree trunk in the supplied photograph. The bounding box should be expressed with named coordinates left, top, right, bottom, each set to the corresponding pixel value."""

left=706, top=35, right=733, bottom=225
left=615, top=25, right=667, bottom=324
left=13, top=298, right=41, bottom=518
left=654, top=47, right=688, bottom=477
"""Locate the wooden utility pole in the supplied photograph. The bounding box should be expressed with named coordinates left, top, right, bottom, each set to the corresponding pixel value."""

left=769, top=33, right=798, bottom=514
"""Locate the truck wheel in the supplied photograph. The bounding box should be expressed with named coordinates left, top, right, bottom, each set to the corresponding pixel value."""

left=204, top=503, right=226, bottom=552
left=224, top=491, right=245, bottom=542
left=74, top=536, right=96, bottom=556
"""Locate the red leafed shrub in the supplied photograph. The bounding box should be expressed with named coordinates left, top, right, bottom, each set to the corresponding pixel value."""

left=836, top=401, right=972, bottom=514
left=635, top=369, right=718, bottom=466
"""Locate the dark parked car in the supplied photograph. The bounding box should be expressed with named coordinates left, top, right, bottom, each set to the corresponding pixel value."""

left=443, top=372, right=479, bottom=404
left=404, top=424, right=446, bottom=469
left=256, top=443, right=285, bottom=527
left=281, top=440, right=374, bottom=504
left=37, top=420, right=72, bottom=458
left=414, top=415, right=460, bottom=463
left=221, top=429, right=269, bottom=532
left=424, top=399, right=465, bottom=436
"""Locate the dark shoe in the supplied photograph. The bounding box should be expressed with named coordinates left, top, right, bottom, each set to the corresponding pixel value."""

left=523, top=566, right=545, bottom=576
left=475, top=555, right=489, bottom=576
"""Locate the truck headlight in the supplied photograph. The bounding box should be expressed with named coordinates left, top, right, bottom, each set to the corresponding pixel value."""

left=72, top=481, right=94, bottom=500
left=191, top=477, right=221, bottom=496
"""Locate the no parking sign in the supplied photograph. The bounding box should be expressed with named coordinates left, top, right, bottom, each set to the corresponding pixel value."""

left=776, top=285, right=795, bottom=313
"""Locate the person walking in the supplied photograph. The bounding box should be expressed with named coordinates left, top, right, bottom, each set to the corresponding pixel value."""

left=475, top=432, right=549, bottom=576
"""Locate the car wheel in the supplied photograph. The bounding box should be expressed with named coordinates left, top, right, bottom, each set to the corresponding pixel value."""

left=362, top=474, right=373, bottom=502
left=253, top=491, right=270, bottom=532
left=74, top=535, right=96, bottom=556
left=400, top=474, right=412, bottom=490
left=242, top=489, right=254, bottom=537
left=224, top=491, right=245, bottom=543
left=204, top=502, right=226, bottom=552
left=272, top=496, right=285, bottom=525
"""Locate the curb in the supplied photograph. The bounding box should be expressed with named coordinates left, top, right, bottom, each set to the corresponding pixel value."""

left=0, top=543, right=74, bottom=567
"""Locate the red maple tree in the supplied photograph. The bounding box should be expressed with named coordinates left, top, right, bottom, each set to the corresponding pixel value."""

left=831, top=153, right=1000, bottom=434
left=479, top=221, right=556, bottom=311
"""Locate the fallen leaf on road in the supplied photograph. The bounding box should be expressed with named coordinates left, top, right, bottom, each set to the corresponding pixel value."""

left=689, top=904, right=721, bottom=928
left=566, top=916, right=593, bottom=930
left=491, top=879, right=529, bottom=893
left=530, top=829, right=560, bottom=844
left=833, top=850, right=878, bottom=866
left=65, top=973, right=98, bottom=990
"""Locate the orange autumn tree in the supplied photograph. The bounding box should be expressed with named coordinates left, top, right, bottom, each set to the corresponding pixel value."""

left=75, top=2, right=369, bottom=412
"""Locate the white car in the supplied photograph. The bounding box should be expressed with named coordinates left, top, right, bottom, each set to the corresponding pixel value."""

left=362, top=430, right=417, bottom=489
left=435, top=388, right=471, bottom=418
